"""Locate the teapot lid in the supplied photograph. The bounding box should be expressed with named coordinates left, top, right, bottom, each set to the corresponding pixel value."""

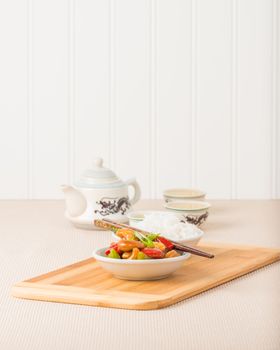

left=75, top=158, right=123, bottom=188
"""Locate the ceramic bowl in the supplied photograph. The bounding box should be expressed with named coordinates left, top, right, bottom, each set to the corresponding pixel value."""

left=164, top=201, right=211, bottom=227
left=163, top=188, right=206, bottom=203
left=92, top=247, right=190, bottom=280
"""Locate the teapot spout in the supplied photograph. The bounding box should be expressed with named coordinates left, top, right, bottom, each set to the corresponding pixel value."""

left=61, top=185, right=87, bottom=217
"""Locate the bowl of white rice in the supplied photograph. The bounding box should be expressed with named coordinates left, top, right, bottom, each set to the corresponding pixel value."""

left=113, top=211, right=204, bottom=246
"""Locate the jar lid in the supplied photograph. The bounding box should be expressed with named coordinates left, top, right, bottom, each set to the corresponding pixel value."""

left=75, top=158, right=124, bottom=188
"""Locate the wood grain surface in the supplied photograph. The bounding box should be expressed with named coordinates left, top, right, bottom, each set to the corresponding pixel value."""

left=11, top=242, right=280, bottom=310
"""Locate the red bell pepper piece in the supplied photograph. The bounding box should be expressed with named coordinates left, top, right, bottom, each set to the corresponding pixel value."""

left=105, top=243, right=121, bottom=255
left=105, top=248, right=111, bottom=255
left=141, top=248, right=164, bottom=259
left=157, top=236, right=174, bottom=250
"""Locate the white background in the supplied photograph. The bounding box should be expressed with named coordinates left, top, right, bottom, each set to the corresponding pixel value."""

left=0, top=0, right=279, bottom=199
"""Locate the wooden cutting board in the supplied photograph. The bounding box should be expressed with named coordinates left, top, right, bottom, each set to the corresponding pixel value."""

left=12, top=242, right=280, bottom=310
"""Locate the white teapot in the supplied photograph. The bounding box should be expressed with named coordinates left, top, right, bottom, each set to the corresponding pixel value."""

left=61, top=158, right=141, bottom=229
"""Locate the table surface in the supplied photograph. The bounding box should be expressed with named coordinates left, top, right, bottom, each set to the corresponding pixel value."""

left=1, top=200, right=280, bottom=350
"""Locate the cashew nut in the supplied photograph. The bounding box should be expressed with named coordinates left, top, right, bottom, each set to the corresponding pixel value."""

left=128, top=248, right=139, bottom=260
left=153, top=242, right=166, bottom=251
left=122, top=251, right=132, bottom=259
left=165, top=250, right=180, bottom=258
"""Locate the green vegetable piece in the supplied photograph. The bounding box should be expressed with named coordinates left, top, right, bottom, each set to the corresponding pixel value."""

left=135, top=232, right=154, bottom=247
left=108, top=248, right=120, bottom=259
left=147, top=233, right=159, bottom=241
left=137, top=251, right=148, bottom=260
left=145, top=240, right=154, bottom=248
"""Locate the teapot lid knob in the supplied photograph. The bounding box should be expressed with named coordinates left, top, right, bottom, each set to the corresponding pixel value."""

left=93, top=157, right=103, bottom=168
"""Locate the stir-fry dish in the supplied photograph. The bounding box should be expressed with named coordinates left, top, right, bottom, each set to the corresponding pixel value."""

left=105, top=228, right=182, bottom=259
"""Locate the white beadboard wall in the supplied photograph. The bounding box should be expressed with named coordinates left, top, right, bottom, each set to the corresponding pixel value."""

left=0, top=0, right=279, bottom=199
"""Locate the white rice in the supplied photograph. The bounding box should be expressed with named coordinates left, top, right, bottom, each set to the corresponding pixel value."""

left=134, top=212, right=202, bottom=240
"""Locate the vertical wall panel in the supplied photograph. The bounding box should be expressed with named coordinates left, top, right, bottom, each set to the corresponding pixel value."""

left=276, top=0, right=280, bottom=198
left=237, top=0, right=272, bottom=198
left=156, top=0, right=192, bottom=198
left=196, top=0, right=232, bottom=198
left=31, top=0, right=68, bottom=198
left=0, top=1, right=28, bottom=198
left=114, top=0, right=150, bottom=198
left=75, top=0, right=110, bottom=179
left=0, top=0, right=278, bottom=199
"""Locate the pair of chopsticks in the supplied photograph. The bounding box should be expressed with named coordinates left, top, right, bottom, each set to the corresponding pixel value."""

left=94, top=218, right=214, bottom=259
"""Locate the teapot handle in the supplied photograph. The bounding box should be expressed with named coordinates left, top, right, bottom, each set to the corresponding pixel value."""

left=125, top=178, right=141, bottom=205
